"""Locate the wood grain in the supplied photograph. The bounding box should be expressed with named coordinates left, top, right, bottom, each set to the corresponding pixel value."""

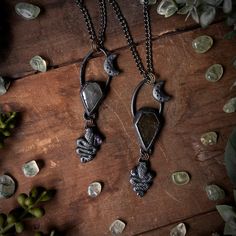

left=0, top=0, right=206, bottom=78
left=0, top=20, right=235, bottom=235
left=139, top=211, right=224, bottom=235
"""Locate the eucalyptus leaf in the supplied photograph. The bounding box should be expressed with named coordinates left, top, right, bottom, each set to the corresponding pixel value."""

left=224, top=128, right=236, bottom=187
left=191, top=7, right=200, bottom=23
left=224, top=221, right=236, bottom=235
left=223, top=0, right=233, bottom=14
left=199, top=6, right=216, bottom=28
left=204, top=0, right=223, bottom=6
left=216, top=205, right=236, bottom=222
left=234, top=190, right=236, bottom=204
left=224, top=30, right=236, bottom=39
left=178, top=5, right=192, bottom=14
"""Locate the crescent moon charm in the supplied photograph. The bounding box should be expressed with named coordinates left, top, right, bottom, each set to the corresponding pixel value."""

left=152, top=80, right=171, bottom=103
left=104, top=53, right=120, bottom=77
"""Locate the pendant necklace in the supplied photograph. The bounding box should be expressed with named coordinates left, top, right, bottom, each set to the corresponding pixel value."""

left=75, top=0, right=120, bottom=163
left=108, top=0, right=171, bottom=197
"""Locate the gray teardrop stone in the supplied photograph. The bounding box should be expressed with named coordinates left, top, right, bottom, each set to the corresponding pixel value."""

left=205, top=64, right=224, bottom=82
left=81, top=82, right=103, bottom=116
left=192, top=35, right=213, bottom=53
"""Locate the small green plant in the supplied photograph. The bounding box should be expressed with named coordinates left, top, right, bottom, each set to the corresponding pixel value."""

left=216, top=190, right=236, bottom=235
left=157, top=0, right=236, bottom=38
left=0, top=111, right=18, bottom=148
left=0, top=186, right=55, bottom=235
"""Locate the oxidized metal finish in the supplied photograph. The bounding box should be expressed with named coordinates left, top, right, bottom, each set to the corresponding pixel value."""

left=104, top=53, right=120, bottom=77
left=76, top=127, right=103, bottom=163
left=130, top=161, right=154, bottom=197
left=152, top=80, right=171, bottom=103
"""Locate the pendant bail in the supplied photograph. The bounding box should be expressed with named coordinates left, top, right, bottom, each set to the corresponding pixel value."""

left=144, top=72, right=156, bottom=85
left=139, top=148, right=150, bottom=162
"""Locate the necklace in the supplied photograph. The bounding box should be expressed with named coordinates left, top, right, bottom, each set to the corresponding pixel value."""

left=108, top=0, right=171, bottom=197
left=75, top=0, right=120, bottom=163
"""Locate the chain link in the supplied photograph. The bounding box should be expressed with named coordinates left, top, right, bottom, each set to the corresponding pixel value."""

left=108, top=0, right=154, bottom=79
left=75, top=0, right=107, bottom=47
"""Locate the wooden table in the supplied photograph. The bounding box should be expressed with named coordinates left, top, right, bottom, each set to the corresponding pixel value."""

left=0, top=1, right=236, bottom=235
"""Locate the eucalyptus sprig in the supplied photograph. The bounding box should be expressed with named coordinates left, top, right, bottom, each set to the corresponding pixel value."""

left=0, top=111, right=18, bottom=148
left=157, top=0, right=236, bottom=38
left=216, top=190, right=236, bottom=235
left=0, top=186, right=55, bottom=236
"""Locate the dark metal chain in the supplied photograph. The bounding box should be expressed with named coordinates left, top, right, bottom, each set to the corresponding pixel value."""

left=75, top=0, right=107, bottom=47
left=108, top=0, right=154, bottom=79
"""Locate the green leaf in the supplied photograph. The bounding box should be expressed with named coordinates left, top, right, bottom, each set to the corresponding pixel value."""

left=224, top=128, right=236, bottom=187
left=216, top=205, right=236, bottom=222
left=223, top=0, right=233, bottom=14
left=234, top=190, right=236, bottom=204
left=199, top=6, right=216, bottom=28
left=39, top=190, right=55, bottom=202
left=224, top=221, right=236, bottom=235
left=177, top=5, right=192, bottom=14
left=224, top=30, right=236, bottom=40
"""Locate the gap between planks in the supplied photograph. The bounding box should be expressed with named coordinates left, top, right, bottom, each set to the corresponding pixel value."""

left=10, top=19, right=224, bottom=81
left=134, top=209, right=218, bottom=236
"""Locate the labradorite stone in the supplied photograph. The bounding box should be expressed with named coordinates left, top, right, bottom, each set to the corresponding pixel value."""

left=192, top=35, right=213, bottom=54
left=81, top=82, right=103, bottom=115
left=171, top=171, right=190, bottom=185
left=205, top=64, right=224, bottom=82
left=223, top=97, right=236, bottom=113
left=200, top=132, right=218, bottom=146
left=0, top=175, right=16, bottom=199
left=205, top=184, right=225, bottom=201
left=136, top=110, right=160, bottom=150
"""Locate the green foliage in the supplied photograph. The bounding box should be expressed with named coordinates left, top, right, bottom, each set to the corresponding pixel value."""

left=157, top=0, right=236, bottom=37
left=0, top=186, right=55, bottom=236
left=0, top=111, right=18, bottom=148
left=216, top=190, right=236, bottom=235
left=224, top=128, right=236, bottom=187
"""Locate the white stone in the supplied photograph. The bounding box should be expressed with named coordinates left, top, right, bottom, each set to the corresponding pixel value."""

left=22, top=160, right=40, bottom=177
left=109, top=220, right=126, bottom=235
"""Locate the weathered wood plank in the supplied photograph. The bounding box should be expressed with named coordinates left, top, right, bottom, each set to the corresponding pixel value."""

left=0, top=0, right=204, bottom=78
left=0, top=22, right=235, bottom=235
left=138, top=211, right=224, bottom=235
